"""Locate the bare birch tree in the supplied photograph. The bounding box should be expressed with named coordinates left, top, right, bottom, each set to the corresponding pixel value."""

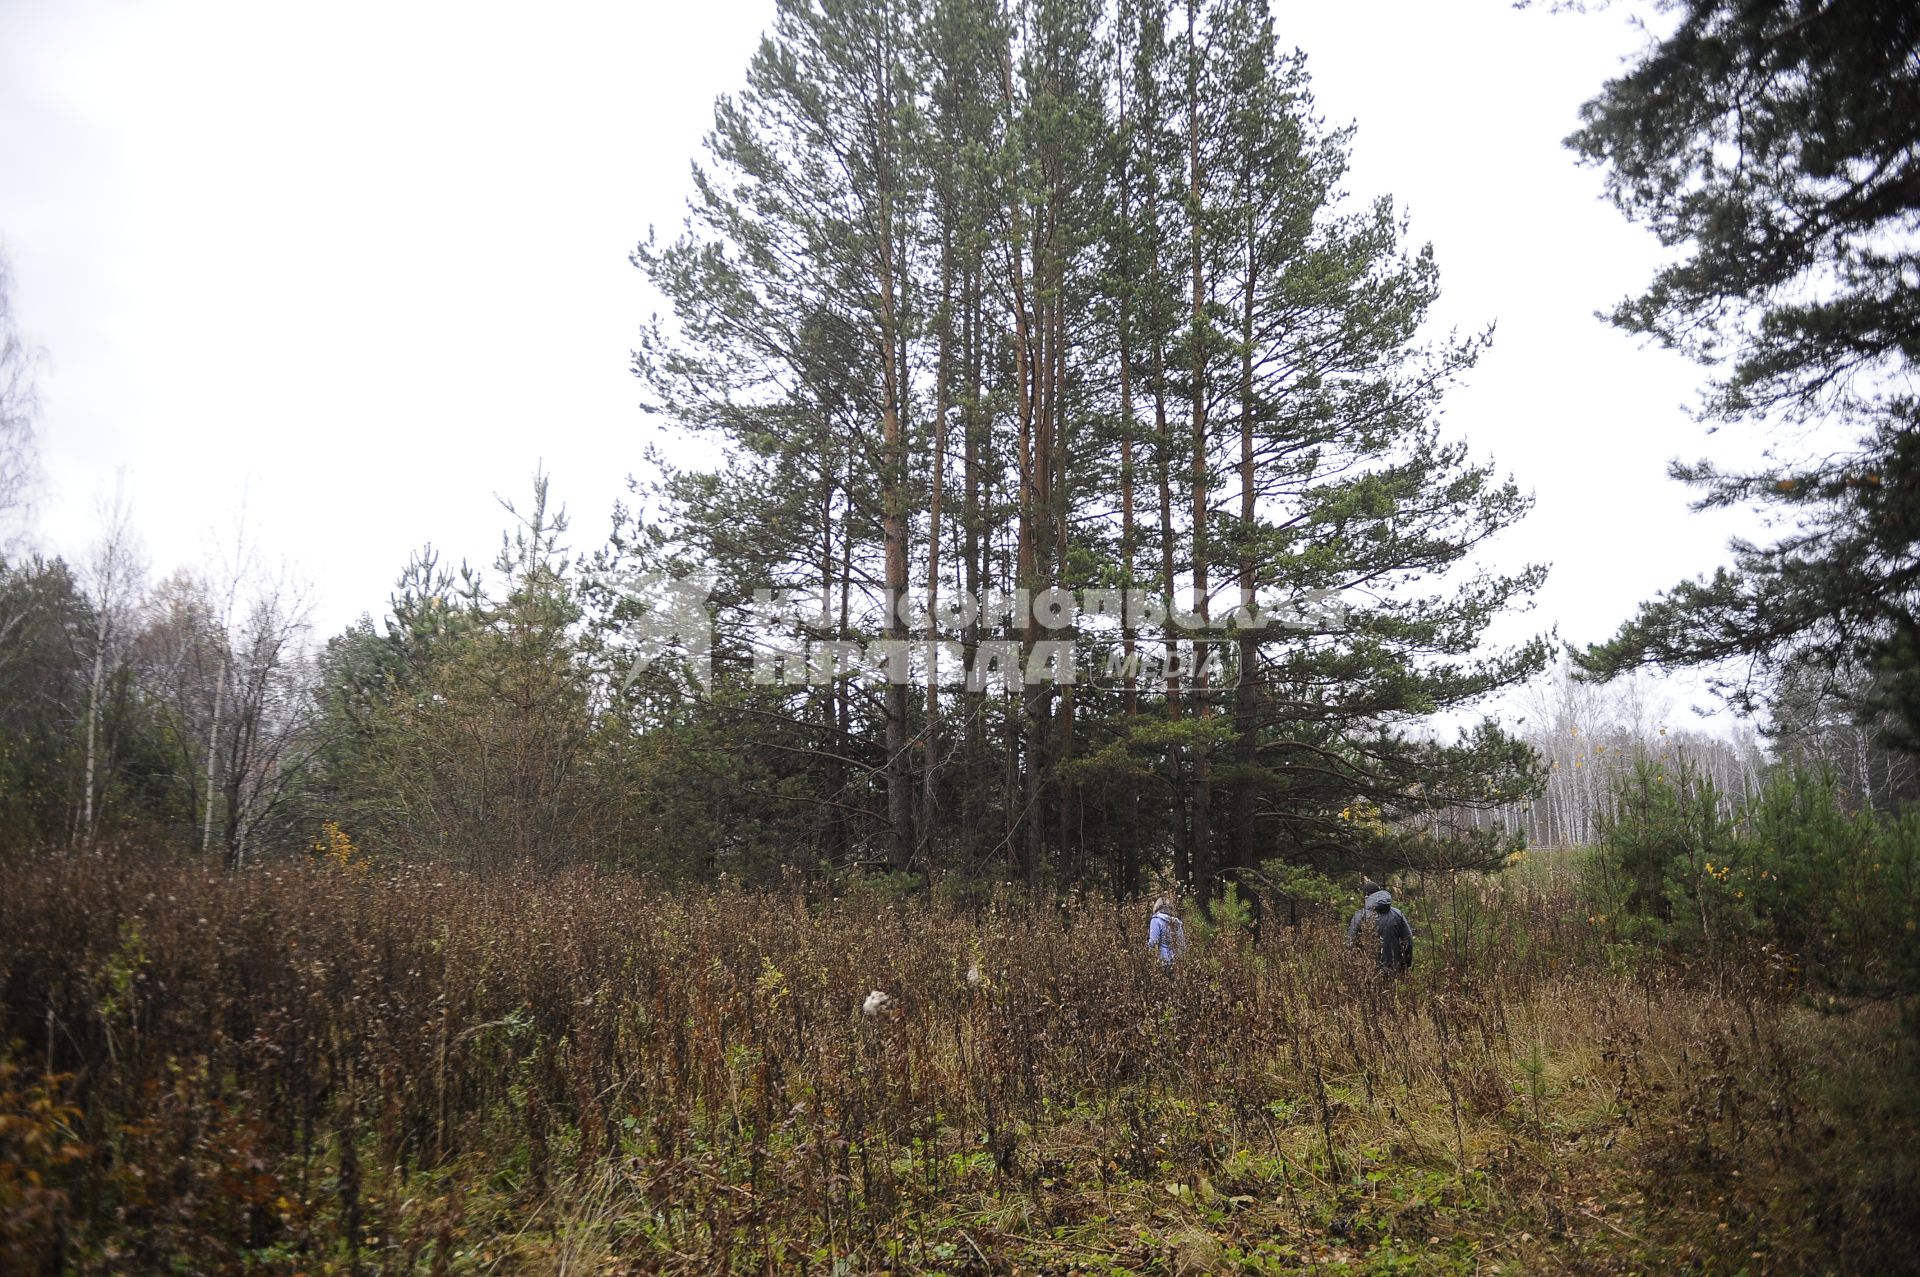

left=78, top=481, right=146, bottom=847
left=0, top=250, right=37, bottom=550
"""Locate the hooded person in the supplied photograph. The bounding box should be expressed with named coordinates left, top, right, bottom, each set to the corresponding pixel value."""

left=1370, top=893, right=1414, bottom=972
left=1147, top=895, right=1186, bottom=971
left=1346, top=880, right=1386, bottom=947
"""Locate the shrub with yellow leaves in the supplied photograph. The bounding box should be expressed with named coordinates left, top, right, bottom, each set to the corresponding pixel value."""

left=311, top=820, right=368, bottom=875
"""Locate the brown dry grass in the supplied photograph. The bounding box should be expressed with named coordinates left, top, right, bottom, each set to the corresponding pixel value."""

left=0, top=853, right=1912, bottom=1274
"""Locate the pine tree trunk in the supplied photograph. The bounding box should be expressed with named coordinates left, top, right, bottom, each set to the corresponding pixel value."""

left=1148, top=182, right=1188, bottom=886
left=822, top=456, right=846, bottom=867
left=1116, top=10, right=1139, bottom=725
left=922, top=221, right=954, bottom=870
left=1230, top=162, right=1260, bottom=882
left=1185, top=0, right=1214, bottom=901
left=962, top=261, right=984, bottom=860
left=874, top=34, right=912, bottom=873
left=837, top=464, right=854, bottom=865
left=1003, top=39, right=1045, bottom=886
left=1050, top=243, right=1076, bottom=878
left=1116, top=39, right=1141, bottom=890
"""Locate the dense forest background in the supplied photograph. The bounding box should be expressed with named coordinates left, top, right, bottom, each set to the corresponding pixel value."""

left=4, top=0, right=1915, bottom=900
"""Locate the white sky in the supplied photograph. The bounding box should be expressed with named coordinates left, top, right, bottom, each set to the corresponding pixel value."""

left=0, top=0, right=1762, bottom=722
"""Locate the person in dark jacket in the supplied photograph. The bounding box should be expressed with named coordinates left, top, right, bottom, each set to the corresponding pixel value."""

left=1346, top=879, right=1385, bottom=947
left=1370, top=896, right=1414, bottom=972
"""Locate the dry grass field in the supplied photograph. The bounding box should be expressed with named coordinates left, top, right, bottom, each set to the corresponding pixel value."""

left=2, top=855, right=1913, bottom=1275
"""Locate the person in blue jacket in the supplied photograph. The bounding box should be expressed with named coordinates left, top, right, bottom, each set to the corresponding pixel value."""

left=1147, top=895, right=1186, bottom=970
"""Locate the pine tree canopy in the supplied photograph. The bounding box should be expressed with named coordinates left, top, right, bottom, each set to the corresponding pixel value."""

left=1567, top=0, right=1920, bottom=746
left=618, top=0, right=1549, bottom=893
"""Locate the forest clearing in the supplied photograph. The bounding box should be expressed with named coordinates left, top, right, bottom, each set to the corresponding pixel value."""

left=5, top=0, right=1920, bottom=1271
left=2, top=843, right=1915, bottom=1275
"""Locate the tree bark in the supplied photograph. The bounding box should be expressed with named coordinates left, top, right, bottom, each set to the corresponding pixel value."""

left=1185, top=0, right=1214, bottom=900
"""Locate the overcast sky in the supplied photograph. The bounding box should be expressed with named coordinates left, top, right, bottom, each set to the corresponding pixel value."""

left=1, top=0, right=1762, bottom=725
